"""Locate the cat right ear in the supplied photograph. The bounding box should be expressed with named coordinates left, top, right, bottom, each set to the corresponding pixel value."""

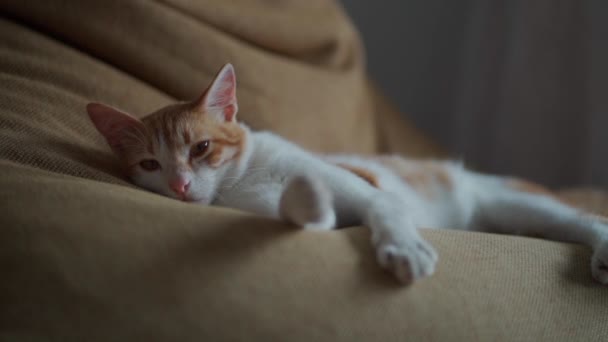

left=195, top=63, right=238, bottom=122
left=86, top=102, right=144, bottom=154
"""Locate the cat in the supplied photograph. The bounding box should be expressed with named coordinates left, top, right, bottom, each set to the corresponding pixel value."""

left=87, top=63, right=608, bottom=285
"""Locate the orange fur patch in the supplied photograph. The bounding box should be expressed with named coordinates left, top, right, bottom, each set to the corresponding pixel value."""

left=335, top=163, right=379, bottom=188
left=507, top=179, right=577, bottom=208
left=508, top=179, right=553, bottom=197
left=375, top=156, right=452, bottom=198
left=120, top=102, right=246, bottom=172
left=207, top=123, right=246, bottom=168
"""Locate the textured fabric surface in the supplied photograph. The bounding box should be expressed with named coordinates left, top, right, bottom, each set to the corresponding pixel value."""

left=3, top=0, right=378, bottom=154
left=0, top=1, right=606, bottom=341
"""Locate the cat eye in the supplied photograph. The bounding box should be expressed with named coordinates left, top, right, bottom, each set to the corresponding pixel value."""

left=191, top=140, right=210, bottom=158
left=139, top=159, right=161, bottom=171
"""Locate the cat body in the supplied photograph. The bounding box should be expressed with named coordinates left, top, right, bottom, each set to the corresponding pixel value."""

left=87, top=64, right=608, bottom=285
left=217, top=130, right=471, bottom=231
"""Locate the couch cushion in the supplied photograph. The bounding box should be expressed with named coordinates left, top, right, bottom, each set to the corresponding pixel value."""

left=1, top=2, right=608, bottom=342
left=2, top=0, right=377, bottom=154
left=2, top=161, right=608, bottom=342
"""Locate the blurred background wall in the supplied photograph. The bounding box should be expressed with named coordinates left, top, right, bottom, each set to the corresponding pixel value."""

left=342, top=1, right=608, bottom=189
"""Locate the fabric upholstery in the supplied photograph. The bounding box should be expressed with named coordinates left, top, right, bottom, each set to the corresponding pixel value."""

left=0, top=1, right=606, bottom=341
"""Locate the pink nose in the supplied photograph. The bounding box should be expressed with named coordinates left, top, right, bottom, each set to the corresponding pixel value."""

left=169, top=179, right=191, bottom=196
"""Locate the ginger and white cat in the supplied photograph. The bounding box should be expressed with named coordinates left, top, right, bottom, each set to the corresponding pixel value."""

left=87, top=63, right=608, bottom=285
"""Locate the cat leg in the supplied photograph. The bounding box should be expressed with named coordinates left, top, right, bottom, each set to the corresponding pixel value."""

left=280, top=170, right=437, bottom=284
left=316, top=165, right=437, bottom=284
left=280, top=157, right=437, bottom=284
left=475, top=177, right=608, bottom=284
left=279, top=175, right=336, bottom=230
left=364, top=192, right=438, bottom=284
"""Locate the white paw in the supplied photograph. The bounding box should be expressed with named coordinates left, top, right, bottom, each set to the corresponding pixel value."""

left=279, top=175, right=335, bottom=230
left=375, top=233, right=438, bottom=285
left=592, top=239, right=608, bottom=285
left=366, top=193, right=438, bottom=284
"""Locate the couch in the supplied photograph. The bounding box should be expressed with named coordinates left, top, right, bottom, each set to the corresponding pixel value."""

left=1, top=1, right=607, bottom=341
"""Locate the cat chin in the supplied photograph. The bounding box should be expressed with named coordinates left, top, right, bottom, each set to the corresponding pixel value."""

left=185, top=196, right=212, bottom=205
left=170, top=192, right=211, bottom=205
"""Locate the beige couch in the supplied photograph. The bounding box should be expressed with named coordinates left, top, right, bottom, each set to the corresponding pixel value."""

left=1, top=1, right=607, bottom=341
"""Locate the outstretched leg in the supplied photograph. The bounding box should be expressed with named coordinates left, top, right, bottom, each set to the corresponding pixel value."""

left=364, top=191, right=438, bottom=283
left=280, top=158, right=437, bottom=285
left=475, top=176, right=608, bottom=284
left=279, top=175, right=336, bottom=230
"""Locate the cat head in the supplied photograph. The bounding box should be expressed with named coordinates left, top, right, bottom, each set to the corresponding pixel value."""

left=87, top=63, right=249, bottom=204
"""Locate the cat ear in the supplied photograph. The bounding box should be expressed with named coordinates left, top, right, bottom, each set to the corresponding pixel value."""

left=195, top=63, right=238, bottom=122
left=86, top=102, right=144, bottom=154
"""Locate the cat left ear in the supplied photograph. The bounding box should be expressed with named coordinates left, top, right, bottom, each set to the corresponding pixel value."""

left=195, top=63, right=238, bottom=122
left=86, top=102, right=144, bottom=154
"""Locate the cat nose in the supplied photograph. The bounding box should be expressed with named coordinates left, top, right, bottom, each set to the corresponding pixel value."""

left=169, top=178, right=191, bottom=196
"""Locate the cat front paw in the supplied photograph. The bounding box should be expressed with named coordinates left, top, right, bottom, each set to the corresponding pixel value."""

left=592, top=238, right=608, bottom=285
left=279, top=175, right=336, bottom=230
left=375, top=234, right=438, bottom=285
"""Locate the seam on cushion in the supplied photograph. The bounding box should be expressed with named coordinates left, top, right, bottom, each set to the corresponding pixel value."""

left=151, top=0, right=259, bottom=77
left=2, top=12, right=264, bottom=102
left=152, top=0, right=342, bottom=71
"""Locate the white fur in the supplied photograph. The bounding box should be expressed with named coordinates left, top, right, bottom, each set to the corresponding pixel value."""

left=109, top=63, right=608, bottom=285
left=195, top=128, right=608, bottom=285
